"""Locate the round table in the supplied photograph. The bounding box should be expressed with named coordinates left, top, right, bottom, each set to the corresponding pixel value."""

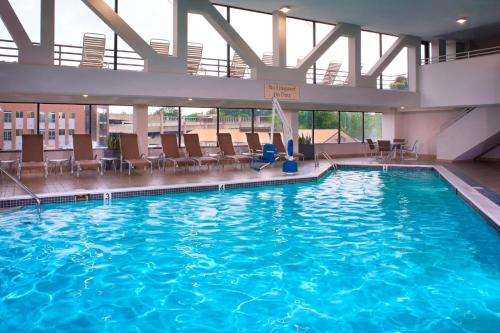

left=48, top=158, right=69, bottom=175
left=101, top=157, right=120, bottom=172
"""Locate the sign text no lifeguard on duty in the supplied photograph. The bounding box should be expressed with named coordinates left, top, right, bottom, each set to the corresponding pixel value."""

left=264, top=82, right=300, bottom=100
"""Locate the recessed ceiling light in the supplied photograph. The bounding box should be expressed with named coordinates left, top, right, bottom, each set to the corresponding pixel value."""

left=82, top=94, right=89, bottom=98
left=279, top=5, right=291, bottom=14
left=188, top=98, right=193, bottom=101
left=456, top=17, right=468, bottom=25
left=400, top=106, right=405, bottom=110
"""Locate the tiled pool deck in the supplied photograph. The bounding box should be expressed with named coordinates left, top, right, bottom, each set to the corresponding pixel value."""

left=1, top=158, right=498, bottom=229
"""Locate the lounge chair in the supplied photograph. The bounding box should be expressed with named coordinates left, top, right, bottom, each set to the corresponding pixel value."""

left=246, top=133, right=263, bottom=157
left=262, top=52, right=273, bottom=66
left=322, top=61, right=342, bottom=85
left=72, top=134, right=103, bottom=177
left=230, top=52, right=247, bottom=78
left=183, top=133, right=219, bottom=169
left=160, top=133, right=195, bottom=172
left=217, top=133, right=253, bottom=167
left=272, top=132, right=304, bottom=161
left=79, top=32, right=107, bottom=69
left=17, top=134, right=47, bottom=179
left=366, top=138, right=377, bottom=157
left=119, top=133, right=153, bottom=175
left=402, top=140, right=418, bottom=160
left=187, top=42, right=204, bottom=75
left=377, top=140, right=393, bottom=161
left=150, top=38, right=170, bottom=55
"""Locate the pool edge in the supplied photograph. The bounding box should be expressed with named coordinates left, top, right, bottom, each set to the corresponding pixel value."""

left=1, top=163, right=498, bottom=231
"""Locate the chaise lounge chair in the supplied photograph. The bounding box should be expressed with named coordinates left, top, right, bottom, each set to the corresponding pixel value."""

left=150, top=38, right=170, bottom=55
left=366, top=138, right=377, bottom=157
left=72, top=134, right=103, bottom=177
left=183, top=133, right=219, bottom=170
left=79, top=32, right=107, bottom=69
left=17, top=134, right=48, bottom=180
left=272, top=133, right=304, bottom=161
left=187, top=42, right=204, bottom=75
left=160, top=133, right=195, bottom=172
left=322, top=61, right=342, bottom=85
left=245, top=133, right=263, bottom=157
left=262, top=52, right=274, bottom=66
left=230, top=52, right=248, bottom=78
left=119, top=133, right=153, bottom=175
left=217, top=133, right=253, bottom=167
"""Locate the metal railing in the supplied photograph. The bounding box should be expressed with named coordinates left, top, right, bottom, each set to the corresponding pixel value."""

left=314, top=151, right=338, bottom=170
left=439, top=107, right=475, bottom=132
left=0, top=166, right=41, bottom=206
left=421, top=45, right=500, bottom=65
left=0, top=38, right=408, bottom=90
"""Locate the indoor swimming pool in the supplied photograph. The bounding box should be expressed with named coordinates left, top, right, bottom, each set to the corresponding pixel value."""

left=0, top=169, right=498, bottom=332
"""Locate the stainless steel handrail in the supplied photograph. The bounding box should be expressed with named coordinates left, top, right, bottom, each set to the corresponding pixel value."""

left=439, top=107, right=475, bottom=132
left=0, top=167, right=41, bottom=206
left=421, top=45, right=500, bottom=65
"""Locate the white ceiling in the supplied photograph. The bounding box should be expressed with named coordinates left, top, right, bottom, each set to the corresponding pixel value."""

left=213, top=0, right=500, bottom=39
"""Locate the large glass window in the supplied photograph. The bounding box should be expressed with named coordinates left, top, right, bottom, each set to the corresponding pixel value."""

left=40, top=104, right=89, bottom=149
left=188, top=10, right=228, bottom=77
left=109, top=105, right=133, bottom=135
left=315, top=23, right=348, bottom=86
left=364, top=112, right=383, bottom=142
left=218, top=109, right=252, bottom=146
left=117, top=0, right=173, bottom=71
left=381, top=34, right=408, bottom=90
left=10, top=0, right=40, bottom=43
left=90, top=105, right=109, bottom=148
left=254, top=109, right=282, bottom=144
left=230, top=8, right=272, bottom=63
left=55, top=0, right=115, bottom=67
left=181, top=107, right=217, bottom=147
left=286, top=18, right=314, bottom=67
left=361, top=31, right=380, bottom=74
left=147, top=106, right=179, bottom=147
left=340, top=112, right=363, bottom=143
left=313, top=111, right=338, bottom=143
left=0, top=103, right=37, bottom=150
left=298, top=111, right=313, bottom=144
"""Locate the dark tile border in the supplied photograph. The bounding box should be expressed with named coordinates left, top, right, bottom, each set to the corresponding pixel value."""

left=0, top=169, right=332, bottom=209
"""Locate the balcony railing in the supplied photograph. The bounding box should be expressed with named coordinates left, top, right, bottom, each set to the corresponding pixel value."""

left=421, top=45, right=500, bottom=65
left=0, top=38, right=408, bottom=91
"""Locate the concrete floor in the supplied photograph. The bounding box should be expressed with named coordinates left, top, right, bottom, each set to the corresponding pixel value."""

left=1, top=157, right=498, bottom=205
left=0, top=160, right=329, bottom=198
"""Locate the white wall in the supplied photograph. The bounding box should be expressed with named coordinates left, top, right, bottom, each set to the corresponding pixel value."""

left=420, top=53, right=500, bottom=107
left=437, top=106, right=500, bottom=161
left=0, top=62, right=420, bottom=110
left=481, top=145, right=500, bottom=160
left=398, top=110, right=456, bottom=156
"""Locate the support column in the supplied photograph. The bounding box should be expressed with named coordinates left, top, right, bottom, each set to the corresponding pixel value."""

left=272, top=10, right=286, bottom=67
left=347, top=27, right=361, bottom=87
left=284, top=110, right=299, bottom=154
left=407, top=45, right=420, bottom=92
left=133, top=105, right=148, bottom=156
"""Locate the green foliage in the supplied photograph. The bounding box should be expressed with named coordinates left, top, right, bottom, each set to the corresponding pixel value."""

left=154, top=107, right=179, bottom=117
left=315, top=111, right=339, bottom=129
left=107, top=133, right=120, bottom=150
left=298, top=133, right=312, bottom=145
left=390, top=76, right=409, bottom=90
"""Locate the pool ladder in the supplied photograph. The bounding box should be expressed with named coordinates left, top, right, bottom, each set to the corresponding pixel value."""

left=0, top=166, right=41, bottom=214
left=315, top=152, right=338, bottom=171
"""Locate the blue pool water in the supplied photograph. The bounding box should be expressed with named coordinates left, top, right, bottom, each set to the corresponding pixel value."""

left=0, top=169, right=499, bottom=332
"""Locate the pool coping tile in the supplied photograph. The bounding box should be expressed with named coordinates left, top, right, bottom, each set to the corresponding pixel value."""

left=0, top=162, right=498, bottom=231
